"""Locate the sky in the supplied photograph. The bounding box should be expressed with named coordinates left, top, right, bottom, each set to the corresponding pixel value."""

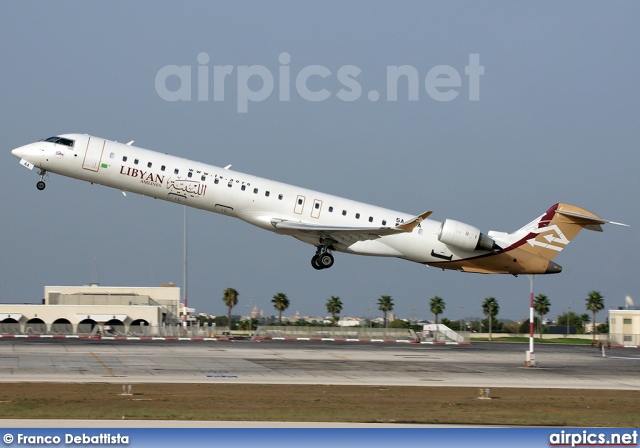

left=0, top=1, right=638, bottom=323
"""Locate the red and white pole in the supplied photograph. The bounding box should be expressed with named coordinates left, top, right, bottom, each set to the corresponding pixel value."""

left=526, top=274, right=536, bottom=366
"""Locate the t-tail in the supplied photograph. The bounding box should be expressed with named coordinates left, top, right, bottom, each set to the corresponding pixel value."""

left=488, top=203, right=628, bottom=273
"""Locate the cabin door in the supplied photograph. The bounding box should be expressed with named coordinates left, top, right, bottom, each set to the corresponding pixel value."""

left=82, top=137, right=105, bottom=171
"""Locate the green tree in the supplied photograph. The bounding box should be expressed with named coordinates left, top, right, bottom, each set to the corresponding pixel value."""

left=585, top=291, right=604, bottom=342
left=222, top=288, right=239, bottom=331
left=533, top=293, right=551, bottom=339
left=481, top=317, right=503, bottom=334
left=377, top=295, right=394, bottom=328
left=388, top=319, right=410, bottom=329
left=325, top=296, right=343, bottom=326
left=238, top=318, right=258, bottom=331
left=557, top=311, right=583, bottom=334
left=272, top=292, right=290, bottom=325
left=429, top=296, right=446, bottom=325
left=482, top=297, right=500, bottom=340
left=597, top=321, right=609, bottom=335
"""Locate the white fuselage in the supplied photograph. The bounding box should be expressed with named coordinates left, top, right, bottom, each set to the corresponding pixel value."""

left=10, top=133, right=488, bottom=268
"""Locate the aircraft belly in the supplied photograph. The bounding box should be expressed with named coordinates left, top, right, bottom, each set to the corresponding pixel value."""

left=428, top=248, right=551, bottom=274
left=342, top=240, right=403, bottom=257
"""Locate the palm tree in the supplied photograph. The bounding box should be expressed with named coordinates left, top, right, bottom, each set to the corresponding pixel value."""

left=533, top=293, right=550, bottom=339
left=222, top=288, right=239, bottom=331
left=272, top=292, right=290, bottom=325
left=481, top=297, right=500, bottom=340
left=325, top=296, right=343, bottom=326
left=377, top=295, right=394, bottom=328
left=429, top=296, right=446, bottom=325
left=580, top=313, right=591, bottom=335
left=585, top=291, right=604, bottom=342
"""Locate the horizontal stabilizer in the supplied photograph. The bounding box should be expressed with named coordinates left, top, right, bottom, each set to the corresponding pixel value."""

left=556, top=209, right=629, bottom=230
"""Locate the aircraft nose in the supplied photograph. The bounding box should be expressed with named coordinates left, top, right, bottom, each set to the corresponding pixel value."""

left=11, top=147, right=23, bottom=158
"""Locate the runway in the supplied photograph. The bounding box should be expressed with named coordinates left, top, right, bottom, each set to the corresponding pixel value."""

left=0, top=339, right=638, bottom=390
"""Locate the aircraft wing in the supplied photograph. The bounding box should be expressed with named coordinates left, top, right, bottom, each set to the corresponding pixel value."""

left=270, top=210, right=432, bottom=245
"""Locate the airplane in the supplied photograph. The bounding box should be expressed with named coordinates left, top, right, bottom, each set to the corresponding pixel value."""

left=10, top=134, right=627, bottom=275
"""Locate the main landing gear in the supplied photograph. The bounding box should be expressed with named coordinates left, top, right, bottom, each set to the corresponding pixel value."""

left=311, top=247, right=334, bottom=270
left=36, top=169, right=47, bottom=191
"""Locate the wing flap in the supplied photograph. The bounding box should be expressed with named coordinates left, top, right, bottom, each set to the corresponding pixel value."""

left=270, top=210, right=433, bottom=245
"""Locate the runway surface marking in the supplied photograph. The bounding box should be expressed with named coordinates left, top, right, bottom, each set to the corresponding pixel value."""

left=90, top=352, right=116, bottom=377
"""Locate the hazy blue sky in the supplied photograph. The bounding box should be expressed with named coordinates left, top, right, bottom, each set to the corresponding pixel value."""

left=1, top=1, right=638, bottom=323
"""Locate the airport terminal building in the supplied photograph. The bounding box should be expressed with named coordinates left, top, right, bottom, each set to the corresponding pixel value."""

left=609, top=308, right=640, bottom=346
left=0, top=285, right=181, bottom=335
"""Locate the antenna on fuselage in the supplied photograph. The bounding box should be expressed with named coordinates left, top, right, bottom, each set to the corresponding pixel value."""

left=126, top=141, right=134, bottom=146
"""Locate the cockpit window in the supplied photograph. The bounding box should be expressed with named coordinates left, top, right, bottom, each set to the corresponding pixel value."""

left=41, top=136, right=75, bottom=148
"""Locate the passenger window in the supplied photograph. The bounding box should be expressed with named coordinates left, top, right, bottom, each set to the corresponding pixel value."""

left=228, top=182, right=232, bottom=187
left=174, top=169, right=179, bottom=174
left=355, top=213, right=360, bottom=219
left=109, top=153, right=115, bottom=159
left=241, top=185, right=246, bottom=191
left=298, top=199, right=303, bottom=205
left=188, top=172, right=193, bottom=178
left=278, top=194, right=283, bottom=200
left=134, top=159, right=139, bottom=165
left=147, top=162, right=152, bottom=168
left=342, top=210, right=347, bottom=216
left=328, top=206, right=333, bottom=212
left=265, top=191, right=270, bottom=197
left=214, top=178, right=219, bottom=184
left=161, top=165, right=166, bottom=171
left=315, top=203, right=320, bottom=209
left=369, top=216, right=373, bottom=223
left=122, top=156, right=127, bottom=162
left=253, top=188, right=258, bottom=194
left=382, top=220, right=387, bottom=226
left=201, top=175, right=206, bottom=181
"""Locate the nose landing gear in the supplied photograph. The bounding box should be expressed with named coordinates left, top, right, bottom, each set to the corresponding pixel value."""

left=36, top=169, right=47, bottom=191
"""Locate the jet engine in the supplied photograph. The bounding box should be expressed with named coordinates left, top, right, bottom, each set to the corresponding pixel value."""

left=438, top=219, right=498, bottom=252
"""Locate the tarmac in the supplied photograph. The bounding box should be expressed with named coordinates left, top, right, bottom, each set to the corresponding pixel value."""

left=0, top=338, right=638, bottom=390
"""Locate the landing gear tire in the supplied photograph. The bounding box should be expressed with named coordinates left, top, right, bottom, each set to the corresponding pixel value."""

left=311, top=255, right=323, bottom=270
left=317, top=252, right=334, bottom=269
left=36, top=181, right=46, bottom=191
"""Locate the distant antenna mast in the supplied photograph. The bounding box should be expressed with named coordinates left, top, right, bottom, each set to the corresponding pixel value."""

left=92, top=257, right=99, bottom=285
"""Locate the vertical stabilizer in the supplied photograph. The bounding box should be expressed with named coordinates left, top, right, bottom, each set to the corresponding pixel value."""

left=505, top=203, right=623, bottom=261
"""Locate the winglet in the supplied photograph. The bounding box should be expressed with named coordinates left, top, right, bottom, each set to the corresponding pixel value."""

left=397, top=210, right=432, bottom=232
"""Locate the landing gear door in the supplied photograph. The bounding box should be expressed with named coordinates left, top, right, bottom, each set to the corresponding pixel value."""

left=83, top=137, right=105, bottom=172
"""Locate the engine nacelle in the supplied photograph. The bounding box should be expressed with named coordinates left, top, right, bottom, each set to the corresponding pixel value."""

left=438, top=219, right=497, bottom=252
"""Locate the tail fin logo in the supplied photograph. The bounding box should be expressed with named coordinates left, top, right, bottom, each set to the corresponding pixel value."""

left=527, top=225, right=570, bottom=251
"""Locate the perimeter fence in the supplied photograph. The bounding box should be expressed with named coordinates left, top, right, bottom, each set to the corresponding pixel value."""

left=253, top=326, right=418, bottom=341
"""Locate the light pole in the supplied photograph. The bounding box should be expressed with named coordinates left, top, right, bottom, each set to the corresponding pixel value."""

left=566, top=301, right=573, bottom=336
